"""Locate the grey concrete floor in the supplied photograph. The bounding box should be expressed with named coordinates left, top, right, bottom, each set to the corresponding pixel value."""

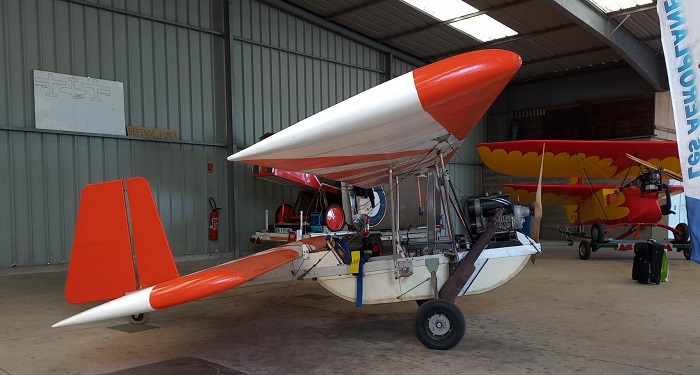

left=0, top=240, right=699, bottom=375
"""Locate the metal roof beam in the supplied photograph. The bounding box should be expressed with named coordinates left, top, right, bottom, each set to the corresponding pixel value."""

left=379, top=0, right=533, bottom=43
left=324, top=0, right=388, bottom=20
left=428, top=23, right=578, bottom=61
left=257, top=0, right=426, bottom=67
left=548, top=0, right=667, bottom=90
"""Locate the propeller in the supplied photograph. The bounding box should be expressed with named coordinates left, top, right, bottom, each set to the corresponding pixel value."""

left=625, top=153, right=683, bottom=181
left=529, top=144, right=545, bottom=264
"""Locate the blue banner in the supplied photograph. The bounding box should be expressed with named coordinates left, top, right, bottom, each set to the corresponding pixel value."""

left=658, top=0, right=700, bottom=264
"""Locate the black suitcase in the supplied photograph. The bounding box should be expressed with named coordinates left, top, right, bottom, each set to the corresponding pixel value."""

left=632, top=241, right=664, bottom=285
left=632, top=242, right=650, bottom=284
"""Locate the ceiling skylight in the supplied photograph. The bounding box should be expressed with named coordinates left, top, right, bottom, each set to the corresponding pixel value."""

left=587, top=0, right=653, bottom=13
left=401, top=0, right=518, bottom=42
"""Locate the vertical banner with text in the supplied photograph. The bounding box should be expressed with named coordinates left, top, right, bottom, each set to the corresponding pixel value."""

left=658, top=0, right=700, bottom=264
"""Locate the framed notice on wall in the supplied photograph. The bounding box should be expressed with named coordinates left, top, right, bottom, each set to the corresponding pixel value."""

left=33, top=70, right=126, bottom=136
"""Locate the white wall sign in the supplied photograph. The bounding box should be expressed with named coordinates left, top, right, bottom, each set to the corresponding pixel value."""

left=33, top=70, right=126, bottom=136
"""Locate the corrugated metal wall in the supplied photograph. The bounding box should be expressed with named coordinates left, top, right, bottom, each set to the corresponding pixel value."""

left=229, top=0, right=400, bottom=255
left=0, top=0, right=489, bottom=267
left=0, top=0, right=229, bottom=267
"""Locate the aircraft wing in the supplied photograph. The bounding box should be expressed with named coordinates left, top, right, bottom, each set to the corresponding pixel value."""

left=478, top=140, right=680, bottom=179
left=228, top=49, right=522, bottom=188
left=504, top=183, right=616, bottom=205
left=504, top=183, right=685, bottom=206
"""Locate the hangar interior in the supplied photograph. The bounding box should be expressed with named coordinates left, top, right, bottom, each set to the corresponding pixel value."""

left=2, top=1, right=699, bottom=374
left=0, top=0, right=677, bottom=268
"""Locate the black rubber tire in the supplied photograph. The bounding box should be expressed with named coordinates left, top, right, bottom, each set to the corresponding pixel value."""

left=683, top=248, right=692, bottom=260
left=567, top=239, right=574, bottom=246
left=414, top=299, right=466, bottom=350
left=590, top=223, right=605, bottom=243
left=129, top=313, right=149, bottom=324
left=674, top=223, right=690, bottom=243
left=579, top=241, right=592, bottom=260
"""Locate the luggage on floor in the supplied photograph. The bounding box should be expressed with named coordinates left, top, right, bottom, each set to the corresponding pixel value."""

left=632, top=241, right=665, bottom=285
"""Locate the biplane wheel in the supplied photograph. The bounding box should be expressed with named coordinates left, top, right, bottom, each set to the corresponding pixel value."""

left=275, top=204, right=294, bottom=223
left=414, top=299, right=465, bottom=350
left=566, top=239, right=574, bottom=246
left=674, top=223, right=690, bottom=243
left=683, top=248, right=692, bottom=260
left=590, top=223, right=605, bottom=243
left=578, top=241, right=592, bottom=260
left=362, top=234, right=383, bottom=256
left=129, top=313, right=149, bottom=324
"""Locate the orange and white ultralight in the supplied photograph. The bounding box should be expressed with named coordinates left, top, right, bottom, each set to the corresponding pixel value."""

left=54, top=49, right=541, bottom=350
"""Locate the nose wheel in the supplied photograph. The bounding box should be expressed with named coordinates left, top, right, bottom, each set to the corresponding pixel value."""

left=414, top=299, right=466, bottom=350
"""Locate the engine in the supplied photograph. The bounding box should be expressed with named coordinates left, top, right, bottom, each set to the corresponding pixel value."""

left=635, top=169, right=663, bottom=193
left=465, top=194, right=530, bottom=241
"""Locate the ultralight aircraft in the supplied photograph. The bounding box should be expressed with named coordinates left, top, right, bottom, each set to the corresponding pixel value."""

left=53, top=49, right=541, bottom=350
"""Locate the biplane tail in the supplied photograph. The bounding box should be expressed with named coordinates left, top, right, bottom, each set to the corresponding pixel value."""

left=64, top=178, right=180, bottom=304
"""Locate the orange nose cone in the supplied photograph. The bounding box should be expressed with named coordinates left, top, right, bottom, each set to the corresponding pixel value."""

left=413, top=49, right=522, bottom=140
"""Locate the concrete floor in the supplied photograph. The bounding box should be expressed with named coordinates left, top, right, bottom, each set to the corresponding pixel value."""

left=1, top=240, right=699, bottom=375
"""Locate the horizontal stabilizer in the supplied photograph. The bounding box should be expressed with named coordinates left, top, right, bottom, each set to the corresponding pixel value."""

left=54, top=245, right=302, bottom=327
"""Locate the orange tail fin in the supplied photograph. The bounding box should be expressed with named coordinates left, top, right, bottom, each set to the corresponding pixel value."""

left=65, top=178, right=179, bottom=304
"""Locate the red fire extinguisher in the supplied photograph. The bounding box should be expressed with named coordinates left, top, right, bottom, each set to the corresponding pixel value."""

left=209, top=197, right=221, bottom=241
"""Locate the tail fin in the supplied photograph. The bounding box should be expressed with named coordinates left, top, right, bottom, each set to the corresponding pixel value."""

left=65, top=178, right=179, bottom=304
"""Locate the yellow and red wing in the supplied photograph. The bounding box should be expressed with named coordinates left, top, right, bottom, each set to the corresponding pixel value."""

left=478, top=140, right=680, bottom=179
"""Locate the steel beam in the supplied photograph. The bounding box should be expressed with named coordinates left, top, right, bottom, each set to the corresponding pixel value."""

left=548, top=0, right=667, bottom=91
left=257, top=0, right=426, bottom=67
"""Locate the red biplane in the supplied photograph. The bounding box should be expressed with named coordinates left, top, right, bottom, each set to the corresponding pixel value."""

left=478, top=140, right=690, bottom=259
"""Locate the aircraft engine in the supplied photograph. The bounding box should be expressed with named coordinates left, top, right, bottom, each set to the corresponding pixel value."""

left=466, top=194, right=530, bottom=240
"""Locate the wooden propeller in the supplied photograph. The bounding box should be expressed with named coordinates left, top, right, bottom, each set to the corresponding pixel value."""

left=625, top=153, right=683, bottom=181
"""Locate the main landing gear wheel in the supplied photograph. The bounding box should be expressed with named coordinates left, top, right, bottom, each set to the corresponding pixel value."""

left=129, top=313, right=149, bottom=324
left=683, top=248, right=692, bottom=260
left=579, top=241, right=592, bottom=260
left=674, top=222, right=690, bottom=243
left=590, top=223, right=605, bottom=243
left=414, top=299, right=466, bottom=350
left=275, top=203, right=293, bottom=223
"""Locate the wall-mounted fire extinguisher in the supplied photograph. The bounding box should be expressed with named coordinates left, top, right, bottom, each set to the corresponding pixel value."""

left=209, top=197, right=221, bottom=241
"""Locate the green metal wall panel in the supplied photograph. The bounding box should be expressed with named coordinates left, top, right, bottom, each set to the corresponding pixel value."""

left=0, top=0, right=228, bottom=267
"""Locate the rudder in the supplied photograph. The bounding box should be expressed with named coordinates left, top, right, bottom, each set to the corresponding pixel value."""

left=65, top=178, right=179, bottom=304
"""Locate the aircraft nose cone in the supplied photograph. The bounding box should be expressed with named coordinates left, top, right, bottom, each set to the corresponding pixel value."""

left=413, top=49, right=522, bottom=140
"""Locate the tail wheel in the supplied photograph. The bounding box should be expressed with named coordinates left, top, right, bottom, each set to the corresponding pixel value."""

left=674, top=223, right=690, bottom=243
left=590, top=223, right=605, bottom=243
left=414, top=299, right=466, bottom=350
left=579, top=241, right=592, bottom=260
left=129, top=313, right=149, bottom=325
left=275, top=204, right=293, bottom=223
left=324, top=204, right=346, bottom=232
